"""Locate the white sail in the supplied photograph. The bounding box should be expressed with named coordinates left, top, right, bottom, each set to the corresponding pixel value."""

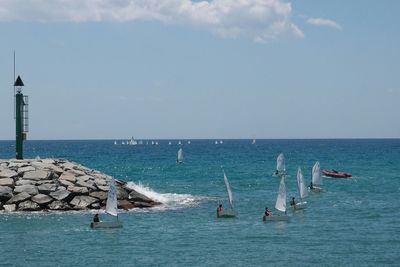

left=177, top=148, right=184, bottom=163
left=223, top=172, right=234, bottom=209
left=312, top=161, right=322, bottom=186
left=275, top=175, right=286, bottom=213
left=106, top=179, right=118, bottom=217
left=297, top=167, right=308, bottom=199
left=276, top=153, right=285, bottom=174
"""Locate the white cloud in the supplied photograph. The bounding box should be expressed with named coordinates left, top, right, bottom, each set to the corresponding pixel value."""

left=306, top=18, right=341, bottom=30
left=0, top=0, right=303, bottom=42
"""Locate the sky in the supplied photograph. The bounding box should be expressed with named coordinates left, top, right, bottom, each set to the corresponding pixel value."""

left=0, top=0, right=399, bottom=140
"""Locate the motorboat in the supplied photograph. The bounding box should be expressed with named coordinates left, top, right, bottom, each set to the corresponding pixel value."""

left=322, top=169, right=352, bottom=178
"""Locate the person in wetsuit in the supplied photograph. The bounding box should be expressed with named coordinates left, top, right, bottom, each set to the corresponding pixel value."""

left=216, top=204, right=222, bottom=217
left=290, top=197, right=296, bottom=208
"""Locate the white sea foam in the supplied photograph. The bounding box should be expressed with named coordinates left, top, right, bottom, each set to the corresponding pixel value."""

left=126, top=181, right=212, bottom=210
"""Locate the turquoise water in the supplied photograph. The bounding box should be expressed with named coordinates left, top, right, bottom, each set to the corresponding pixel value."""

left=1, top=139, right=399, bottom=266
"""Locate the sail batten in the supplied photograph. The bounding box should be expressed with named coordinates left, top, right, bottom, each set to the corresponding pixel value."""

left=297, top=167, right=308, bottom=200
left=275, top=175, right=286, bottom=212
left=106, top=179, right=118, bottom=217
left=223, top=172, right=234, bottom=209
left=312, top=161, right=322, bottom=186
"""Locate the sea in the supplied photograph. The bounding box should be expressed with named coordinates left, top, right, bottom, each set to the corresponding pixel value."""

left=0, top=139, right=399, bottom=266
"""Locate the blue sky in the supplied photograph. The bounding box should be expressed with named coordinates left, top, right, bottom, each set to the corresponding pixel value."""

left=0, top=0, right=399, bottom=140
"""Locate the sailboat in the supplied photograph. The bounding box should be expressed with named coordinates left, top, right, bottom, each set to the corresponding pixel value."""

left=310, top=161, right=323, bottom=192
left=264, top=174, right=289, bottom=221
left=128, top=136, right=138, bottom=145
left=252, top=138, right=256, bottom=145
left=90, top=179, right=123, bottom=229
left=218, top=172, right=236, bottom=218
left=114, top=141, right=117, bottom=145
left=293, top=167, right=307, bottom=210
left=177, top=148, right=184, bottom=163
left=275, top=153, right=285, bottom=176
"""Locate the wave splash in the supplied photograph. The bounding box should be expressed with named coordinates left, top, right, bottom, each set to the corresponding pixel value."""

left=126, top=182, right=211, bottom=210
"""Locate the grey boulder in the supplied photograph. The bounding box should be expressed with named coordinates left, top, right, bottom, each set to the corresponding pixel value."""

left=0, top=178, right=14, bottom=187
left=31, top=194, right=53, bottom=205
left=23, top=170, right=50, bottom=180
left=50, top=189, right=71, bottom=201
left=0, top=186, right=13, bottom=202
left=18, top=200, right=40, bottom=211
left=7, top=192, right=31, bottom=204
left=14, top=185, right=39, bottom=195
left=70, top=196, right=98, bottom=208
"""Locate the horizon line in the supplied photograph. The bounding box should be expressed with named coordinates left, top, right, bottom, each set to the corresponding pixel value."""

left=0, top=137, right=399, bottom=142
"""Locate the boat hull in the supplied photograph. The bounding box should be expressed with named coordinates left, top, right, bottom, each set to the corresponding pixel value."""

left=218, top=210, right=236, bottom=218
left=310, top=186, right=323, bottom=193
left=263, top=215, right=290, bottom=222
left=90, top=221, right=123, bottom=229
left=292, top=201, right=306, bottom=210
left=322, top=169, right=352, bottom=178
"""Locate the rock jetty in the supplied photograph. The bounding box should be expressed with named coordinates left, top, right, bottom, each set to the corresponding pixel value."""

left=0, top=158, right=160, bottom=212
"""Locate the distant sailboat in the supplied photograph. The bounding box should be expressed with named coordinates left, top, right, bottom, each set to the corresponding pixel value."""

left=128, top=136, right=137, bottom=145
left=121, top=141, right=125, bottom=145
left=218, top=172, right=236, bottom=218
left=293, top=167, right=307, bottom=210
left=252, top=138, right=256, bottom=145
left=275, top=153, right=285, bottom=176
left=90, top=179, right=123, bottom=229
left=310, top=161, right=323, bottom=192
left=264, top=174, right=289, bottom=221
left=177, top=148, right=184, bottom=163
left=215, top=141, right=218, bottom=145
left=187, top=141, right=191, bottom=145
left=220, top=140, right=223, bottom=144
left=168, top=141, right=172, bottom=145
left=178, top=141, right=182, bottom=145
left=114, top=141, right=117, bottom=145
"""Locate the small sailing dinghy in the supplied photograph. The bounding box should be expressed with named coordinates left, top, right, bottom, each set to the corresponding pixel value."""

left=292, top=167, right=307, bottom=210
left=275, top=153, right=285, bottom=176
left=218, top=172, right=236, bottom=218
left=310, top=161, right=323, bottom=192
left=264, top=175, right=289, bottom=221
left=90, top=179, right=123, bottom=229
left=177, top=148, right=184, bottom=163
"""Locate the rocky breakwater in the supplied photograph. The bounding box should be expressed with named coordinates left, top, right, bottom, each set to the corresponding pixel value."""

left=0, top=159, right=160, bottom=212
